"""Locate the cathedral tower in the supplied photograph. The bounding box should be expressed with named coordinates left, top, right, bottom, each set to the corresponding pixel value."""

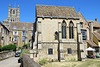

left=3, top=5, right=20, bottom=29
left=8, top=5, right=20, bottom=22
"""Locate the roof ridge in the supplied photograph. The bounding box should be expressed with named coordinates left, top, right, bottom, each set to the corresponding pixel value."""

left=36, top=5, right=79, bottom=18
left=36, top=5, right=74, bottom=8
left=78, top=11, right=87, bottom=22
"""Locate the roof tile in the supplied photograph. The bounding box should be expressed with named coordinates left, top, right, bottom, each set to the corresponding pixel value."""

left=36, top=5, right=79, bottom=18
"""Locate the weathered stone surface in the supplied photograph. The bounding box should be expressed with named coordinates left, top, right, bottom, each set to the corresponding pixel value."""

left=22, top=54, right=41, bottom=67
left=0, top=51, right=15, bottom=60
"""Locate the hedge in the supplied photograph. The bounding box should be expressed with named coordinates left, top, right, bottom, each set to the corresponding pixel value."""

left=1, top=44, right=17, bottom=51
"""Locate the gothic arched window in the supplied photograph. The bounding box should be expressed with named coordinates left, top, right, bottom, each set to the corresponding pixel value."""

left=62, top=20, right=66, bottom=39
left=69, top=21, right=74, bottom=39
left=13, top=10, right=15, bottom=14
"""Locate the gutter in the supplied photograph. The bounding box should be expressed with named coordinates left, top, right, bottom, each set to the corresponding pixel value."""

left=37, top=16, right=80, bottom=20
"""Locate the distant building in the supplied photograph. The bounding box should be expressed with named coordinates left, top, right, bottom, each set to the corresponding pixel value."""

left=3, top=5, right=20, bottom=29
left=2, top=5, right=34, bottom=47
left=9, top=22, right=33, bottom=47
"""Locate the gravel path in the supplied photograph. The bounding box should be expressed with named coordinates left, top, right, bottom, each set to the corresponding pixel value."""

left=0, top=57, right=20, bottom=67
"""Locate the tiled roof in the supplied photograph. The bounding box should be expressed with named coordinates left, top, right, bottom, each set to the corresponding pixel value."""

left=0, top=22, right=9, bottom=31
left=10, top=22, right=33, bottom=30
left=78, top=11, right=89, bottom=28
left=87, top=40, right=98, bottom=47
left=97, top=29, right=100, bottom=34
left=87, top=20, right=100, bottom=28
left=93, top=31, right=100, bottom=40
left=36, top=5, right=79, bottom=18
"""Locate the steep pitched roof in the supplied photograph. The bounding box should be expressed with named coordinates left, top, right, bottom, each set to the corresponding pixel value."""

left=87, top=40, right=98, bottom=47
left=36, top=5, right=79, bottom=18
left=78, top=11, right=89, bottom=28
left=87, top=20, right=100, bottom=28
left=0, top=22, right=9, bottom=31
left=10, top=22, right=33, bottom=30
left=93, top=31, right=100, bottom=40
left=97, top=29, right=100, bottom=34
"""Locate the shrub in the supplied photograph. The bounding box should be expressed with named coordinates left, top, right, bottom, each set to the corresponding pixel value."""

left=39, top=59, right=48, bottom=65
left=0, top=44, right=2, bottom=52
left=2, top=44, right=16, bottom=51
left=70, top=58, right=76, bottom=61
left=54, top=59, right=58, bottom=62
left=0, top=44, right=2, bottom=47
left=0, top=47, right=2, bottom=52
left=23, top=43, right=30, bottom=49
left=18, top=47, right=22, bottom=50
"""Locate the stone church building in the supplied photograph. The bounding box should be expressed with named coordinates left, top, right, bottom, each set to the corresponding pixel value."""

left=33, top=5, right=92, bottom=61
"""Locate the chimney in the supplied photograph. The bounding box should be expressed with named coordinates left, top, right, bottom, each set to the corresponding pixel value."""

left=89, top=22, right=93, bottom=41
left=95, top=18, right=98, bottom=21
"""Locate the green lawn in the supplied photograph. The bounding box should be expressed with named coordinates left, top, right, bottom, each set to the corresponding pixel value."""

left=42, top=59, right=100, bottom=67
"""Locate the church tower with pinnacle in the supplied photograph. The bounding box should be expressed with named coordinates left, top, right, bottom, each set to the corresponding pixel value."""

left=3, top=5, right=20, bottom=29
left=8, top=4, right=20, bottom=22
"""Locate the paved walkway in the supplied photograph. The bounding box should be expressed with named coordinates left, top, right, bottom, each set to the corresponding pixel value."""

left=0, top=57, right=20, bottom=67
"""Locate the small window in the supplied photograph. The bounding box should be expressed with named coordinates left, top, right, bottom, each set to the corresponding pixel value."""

left=80, top=22, right=83, bottom=28
left=22, top=37, right=25, bottom=42
left=1, top=37, right=4, bottom=40
left=67, top=48, right=72, bottom=54
left=48, top=48, right=53, bottom=55
left=81, top=29, right=87, bottom=40
left=13, top=31, right=18, bottom=35
left=23, top=26, right=25, bottom=29
left=9, top=37, right=11, bottom=41
left=14, top=37, right=17, bottom=41
left=31, top=27, right=33, bottom=29
left=22, top=31, right=25, bottom=36
left=13, top=26, right=16, bottom=29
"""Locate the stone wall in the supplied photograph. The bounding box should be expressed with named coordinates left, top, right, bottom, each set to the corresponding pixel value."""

left=0, top=51, right=15, bottom=60
left=22, top=54, right=41, bottom=67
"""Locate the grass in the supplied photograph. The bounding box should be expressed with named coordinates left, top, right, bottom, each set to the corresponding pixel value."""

left=42, top=59, right=100, bottom=67
left=20, top=49, right=30, bottom=57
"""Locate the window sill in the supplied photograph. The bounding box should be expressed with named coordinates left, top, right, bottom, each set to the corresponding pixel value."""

left=48, top=54, right=53, bottom=55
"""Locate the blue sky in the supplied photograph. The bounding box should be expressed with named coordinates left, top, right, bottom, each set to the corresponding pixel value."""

left=0, top=0, right=100, bottom=23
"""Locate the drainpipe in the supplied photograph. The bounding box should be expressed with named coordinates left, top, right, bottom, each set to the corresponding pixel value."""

left=57, top=17, right=60, bottom=62
left=77, top=23, right=82, bottom=61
